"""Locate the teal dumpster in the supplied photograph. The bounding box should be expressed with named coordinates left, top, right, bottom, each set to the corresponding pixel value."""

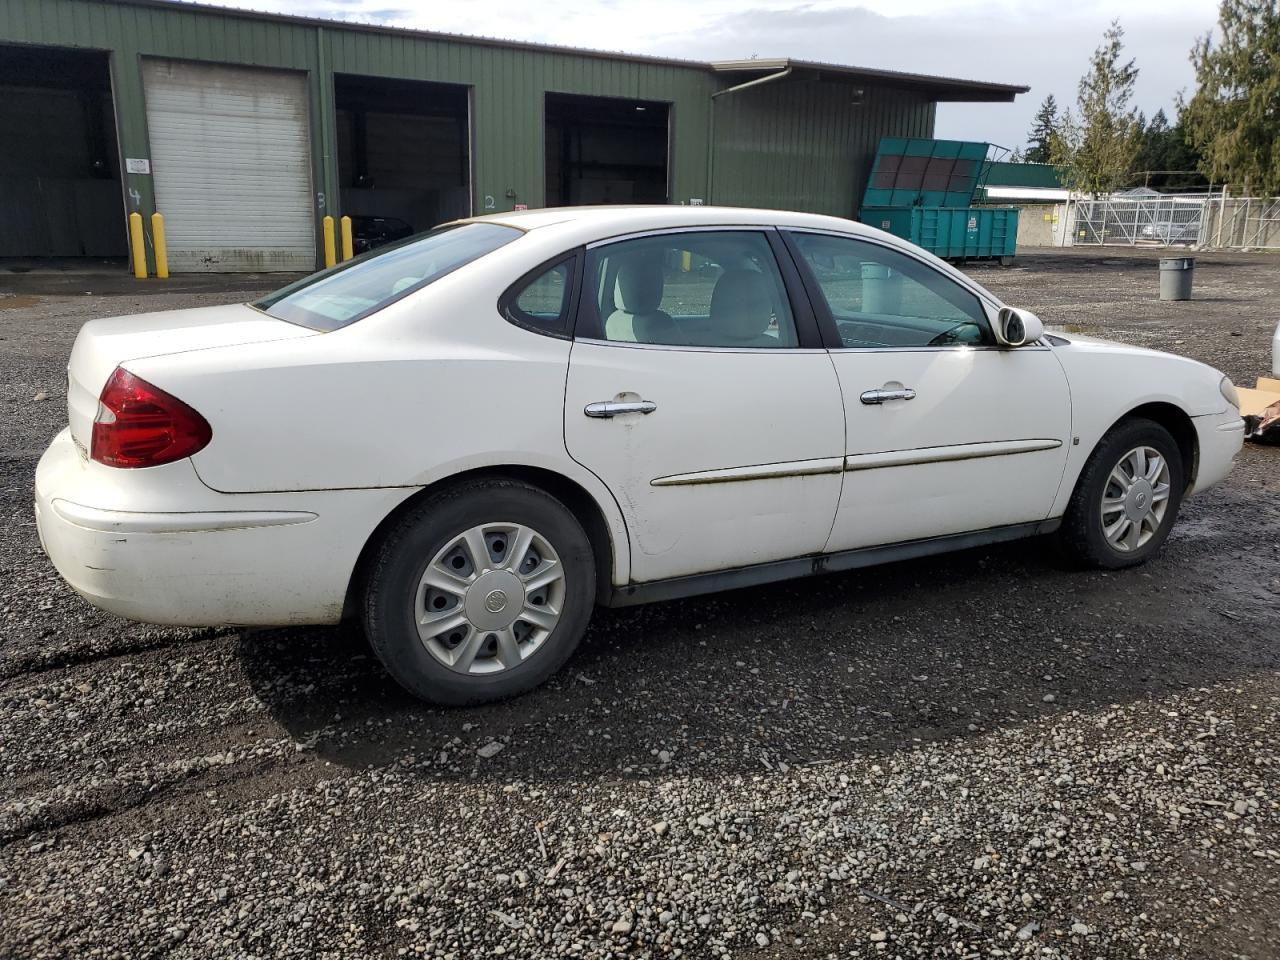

left=857, top=137, right=1019, bottom=261
left=861, top=206, right=1019, bottom=260
left=861, top=137, right=989, bottom=209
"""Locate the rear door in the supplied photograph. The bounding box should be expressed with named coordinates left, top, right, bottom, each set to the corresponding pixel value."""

left=783, top=229, right=1072, bottom=551
left=563, top=228, right=845, bottom=583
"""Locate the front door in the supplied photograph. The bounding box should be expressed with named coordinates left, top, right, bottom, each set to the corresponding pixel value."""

left=564, top=228, right=845, bottom=583
left=784, top=230, right=1072, bottom=551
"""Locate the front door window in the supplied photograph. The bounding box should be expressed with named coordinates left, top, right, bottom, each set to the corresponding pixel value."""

left=789, top=232, right=991, bottom=348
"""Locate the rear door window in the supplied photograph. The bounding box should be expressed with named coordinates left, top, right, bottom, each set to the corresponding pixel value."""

left=582, top=231, right=799, bottom=349
left=257, top=222, right=520, bottom=331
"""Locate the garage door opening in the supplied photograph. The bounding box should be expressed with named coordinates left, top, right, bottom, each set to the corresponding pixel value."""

left=0, top=43, right=126, bottom=263
left=335, top=74, right=470, bottom=251
left=545, top=93, right=669, bottom=207
left=143, top=59, right=315, bottom=272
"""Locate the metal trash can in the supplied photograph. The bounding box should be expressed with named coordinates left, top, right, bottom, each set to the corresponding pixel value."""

left=861, top=262, right=902, bottom=314
left=1159, top=256, right=1195, bottom=301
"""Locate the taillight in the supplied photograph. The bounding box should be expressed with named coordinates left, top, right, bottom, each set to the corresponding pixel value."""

left=91, top=367, right=212, bottom=468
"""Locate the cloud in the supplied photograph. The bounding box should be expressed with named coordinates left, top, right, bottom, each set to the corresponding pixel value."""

left=200, top=0, right=1220, bottom=148
left=639, top=3, right=1217, bottom=147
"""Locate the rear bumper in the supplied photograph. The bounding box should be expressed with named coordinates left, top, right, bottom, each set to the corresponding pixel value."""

left=1188, top=410, right=1245, bottom=496
left=35, top=428, right=416, bottom=626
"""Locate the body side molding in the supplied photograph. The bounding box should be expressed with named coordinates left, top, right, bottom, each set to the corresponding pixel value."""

left=648, top=440, right=1062, bottom=489
left=650, top=457, right=844, bottom=487
left=844, top=438, right=1063, bottom=472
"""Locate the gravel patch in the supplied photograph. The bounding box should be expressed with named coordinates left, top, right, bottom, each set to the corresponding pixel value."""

left=1, top=249, right=1278, bottom=958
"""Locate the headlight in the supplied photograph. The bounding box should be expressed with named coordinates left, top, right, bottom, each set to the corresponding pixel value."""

left=1220, top=375, right=1240, bottom=409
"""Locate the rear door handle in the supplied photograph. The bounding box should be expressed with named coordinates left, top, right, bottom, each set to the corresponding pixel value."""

left=860, top=387, right=916, bottom=405
left=584, top=400, right=658, bottom=418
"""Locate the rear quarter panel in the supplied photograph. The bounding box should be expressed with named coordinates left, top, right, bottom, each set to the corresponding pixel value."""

left=65, top=304, right=313, bottom=452
left=138, top=328, right=575, bottom=494
left=124, top=246, right=633, bottom=585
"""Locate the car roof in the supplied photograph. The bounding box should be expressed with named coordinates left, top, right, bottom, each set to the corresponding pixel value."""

left=451, top=205, right=1002, bottom=309
left=459, top=204, right=880, bottom=244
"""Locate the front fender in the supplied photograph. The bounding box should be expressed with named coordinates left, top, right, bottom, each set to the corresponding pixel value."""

left=1046, top=341, right=1228, bottom=516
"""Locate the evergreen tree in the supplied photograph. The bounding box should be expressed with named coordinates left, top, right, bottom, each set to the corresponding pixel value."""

left=1051, top=21, right=1144, bottom=195
left=1024, top=94, right=1059, bottom=163
left=1183, top=0, right=1280, bottom=194
left=1135, top=109, right=1168, bottom=183
left=1135, top=109, right=1207, bottom=190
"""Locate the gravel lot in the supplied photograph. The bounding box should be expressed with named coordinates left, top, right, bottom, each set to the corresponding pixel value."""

left=1, top=248, right=1278, bottom=959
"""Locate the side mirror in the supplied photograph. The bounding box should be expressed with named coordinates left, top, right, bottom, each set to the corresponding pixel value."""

left=995, top=306, right=1044, bottom=347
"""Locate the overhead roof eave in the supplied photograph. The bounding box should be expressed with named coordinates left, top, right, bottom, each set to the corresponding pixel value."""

left=100, top=1, right=1029, bottom=103
left=709, top=58, right=1029, bottom=103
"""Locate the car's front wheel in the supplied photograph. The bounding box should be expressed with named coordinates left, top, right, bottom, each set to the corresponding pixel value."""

left=1057, top=418, right=1185, bottom=569
left=363, top=479, right=595, bottom=705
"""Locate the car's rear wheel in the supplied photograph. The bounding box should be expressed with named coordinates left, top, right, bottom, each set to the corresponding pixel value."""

left=363, top=479, right=595, bottom=705
left=1057, top=418, right=1185, bottom=569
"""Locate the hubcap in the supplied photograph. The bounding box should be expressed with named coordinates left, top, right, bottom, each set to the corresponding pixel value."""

left=1100, top=445, right=1172, bottom=553
left=414, top=522, right=565, bottom=675
left=465, top=570, right=525, bottom=631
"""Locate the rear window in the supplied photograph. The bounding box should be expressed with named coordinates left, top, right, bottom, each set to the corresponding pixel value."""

left=256, top=222, right=520, bottom=331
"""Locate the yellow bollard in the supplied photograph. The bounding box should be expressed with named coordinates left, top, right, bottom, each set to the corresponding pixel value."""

left=681, top=250, right=692, bottom=272
left=340, top=215, right=354, bottom=262
left=322, top=216, right=336, bottom=268
left=150, top=212, right=168, bottom=279
left=128, top=212, right=147, bottom=279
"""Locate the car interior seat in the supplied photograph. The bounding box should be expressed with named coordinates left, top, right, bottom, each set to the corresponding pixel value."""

left=605, top=260, right=680, bottom=343
left=707, top=268, right=782, bottom=347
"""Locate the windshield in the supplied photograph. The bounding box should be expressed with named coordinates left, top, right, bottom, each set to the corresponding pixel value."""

left=256, top=222, right=521, bottom=331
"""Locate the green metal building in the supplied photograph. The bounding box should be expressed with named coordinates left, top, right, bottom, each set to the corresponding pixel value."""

left=0, top=0, right=1027, bottom=271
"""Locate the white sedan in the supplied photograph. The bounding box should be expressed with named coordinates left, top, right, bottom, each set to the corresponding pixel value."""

left=1273, top=318, right=1280, bottom=377
left=35, top=206, right=1245, bottom=704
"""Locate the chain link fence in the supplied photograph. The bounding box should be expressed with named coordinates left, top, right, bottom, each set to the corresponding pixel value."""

left=1066, top=194, right=1280, bottom=250
left=1070, top=195, right=1210, bottom=247
left=1203, top=196, right=1280, bottom=250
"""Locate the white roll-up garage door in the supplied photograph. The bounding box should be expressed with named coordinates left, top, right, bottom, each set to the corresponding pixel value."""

left=142, top=59, right=315, bottom=272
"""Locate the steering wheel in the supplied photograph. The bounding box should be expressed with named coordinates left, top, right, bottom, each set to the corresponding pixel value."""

left=927, top=322, right=975, bottom=347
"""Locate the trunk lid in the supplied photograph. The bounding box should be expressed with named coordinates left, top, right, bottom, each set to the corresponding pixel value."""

left=66, top=303, right=314, bottom=453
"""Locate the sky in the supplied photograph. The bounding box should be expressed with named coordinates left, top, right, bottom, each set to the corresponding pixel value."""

left=196, top=0, right=1224, bottom=151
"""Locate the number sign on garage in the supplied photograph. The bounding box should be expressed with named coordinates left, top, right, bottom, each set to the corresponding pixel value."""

left=141, top=59, right=315, bottom=272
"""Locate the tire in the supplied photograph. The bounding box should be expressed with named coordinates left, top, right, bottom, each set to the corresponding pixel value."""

left=363, top=478, right=595, bottom=705
left=1057, top=417, right=1185, bottom=570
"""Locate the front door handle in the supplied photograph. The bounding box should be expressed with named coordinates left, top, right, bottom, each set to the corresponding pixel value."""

left=860, top=387, right=916, bottom=405
left=584, top=399, right=658, bottom=418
